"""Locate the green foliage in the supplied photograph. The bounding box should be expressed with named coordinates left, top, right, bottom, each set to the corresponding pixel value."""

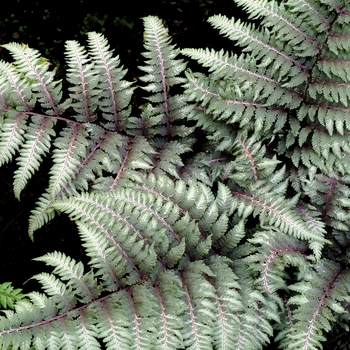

left=113, top=16, right=134, bottom=30
left=0, top=1, right=349, bottom=349
left=0, top=283, right=25, bottom=310
left=81, top=13, right=109, bottom=34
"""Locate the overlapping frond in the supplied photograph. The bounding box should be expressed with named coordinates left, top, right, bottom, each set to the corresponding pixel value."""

left=231, top=186, right=328, bottom=259
left=1, top=2, right=350, bottom=349
left=183, top=0, right=350, bottom=176
left=280, top=260, right=350, bottom=350
left=2, top=43, right=66, bottom=116
left=0, top=174, right=251, bottom=349
left=0, top=44, right=64, bottom=196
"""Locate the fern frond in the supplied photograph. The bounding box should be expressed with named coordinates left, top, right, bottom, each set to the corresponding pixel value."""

left=206, top=256, right=243, bottom=349
left=13, top=115, right=56, bottom=199
left=230, top=166, right=328, bottom=259
left=282, top=260, right=350, bottom=350
left=30, top=273, right=76, bottom=312
left=0, top=60, right=35, bottom=112
left=140, top=16, right=186, bottom=92
left=48, top=123, right=89, bottom=198
left=182, top=69, right=290, bottom=142
left=228, top=260, right=278, bottom=350
left=150, top=138, right=193, bottom=178
left=0, top=44, right=64, bottom=197
left=65, top=40, right=99, bottom=123
left=226, top=135, right=281, bottom=187
left=34, top=251, right=101, bottom=303
left=301, top=172, right=350, bottom=232
left=208, top=14, right=307, bottom=78
left=233, top=189, right=327, bottom=258
left=51, top=175, right=221, bottom=266
left=0, top=173, right=248, bottom=349
left=249, top=230, right=308, bottom=294
left=234, top=0, right=328, bottom=45
left=184, top=0, right=350, bottom=177
left=28, top=133, right=155, bottom=234
left=179, top=263, right=216, bottom=350
left=138, top=16, right=193, bottom=140
left=0, top=111, right=28, bottom=166
left=0, top=282, right=25, bottom=310
left=2, top=43, right=65, bottom=116
left=103, top=136, right=155, bottom=191
left=87, top=32, right=135, bottom=131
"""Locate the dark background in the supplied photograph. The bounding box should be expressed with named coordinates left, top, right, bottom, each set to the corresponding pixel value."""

left=0, top=0, right=243, bottom=293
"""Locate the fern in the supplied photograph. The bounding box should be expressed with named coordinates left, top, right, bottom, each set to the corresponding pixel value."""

left=181, top=0, right=350, bottom=348
left=0, top=283, right=25, bottom=310
left=0, top=2, right=349, bottom=349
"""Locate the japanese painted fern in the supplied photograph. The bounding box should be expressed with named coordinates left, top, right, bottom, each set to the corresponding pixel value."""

left=0, top=1, right=349, bottom=349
